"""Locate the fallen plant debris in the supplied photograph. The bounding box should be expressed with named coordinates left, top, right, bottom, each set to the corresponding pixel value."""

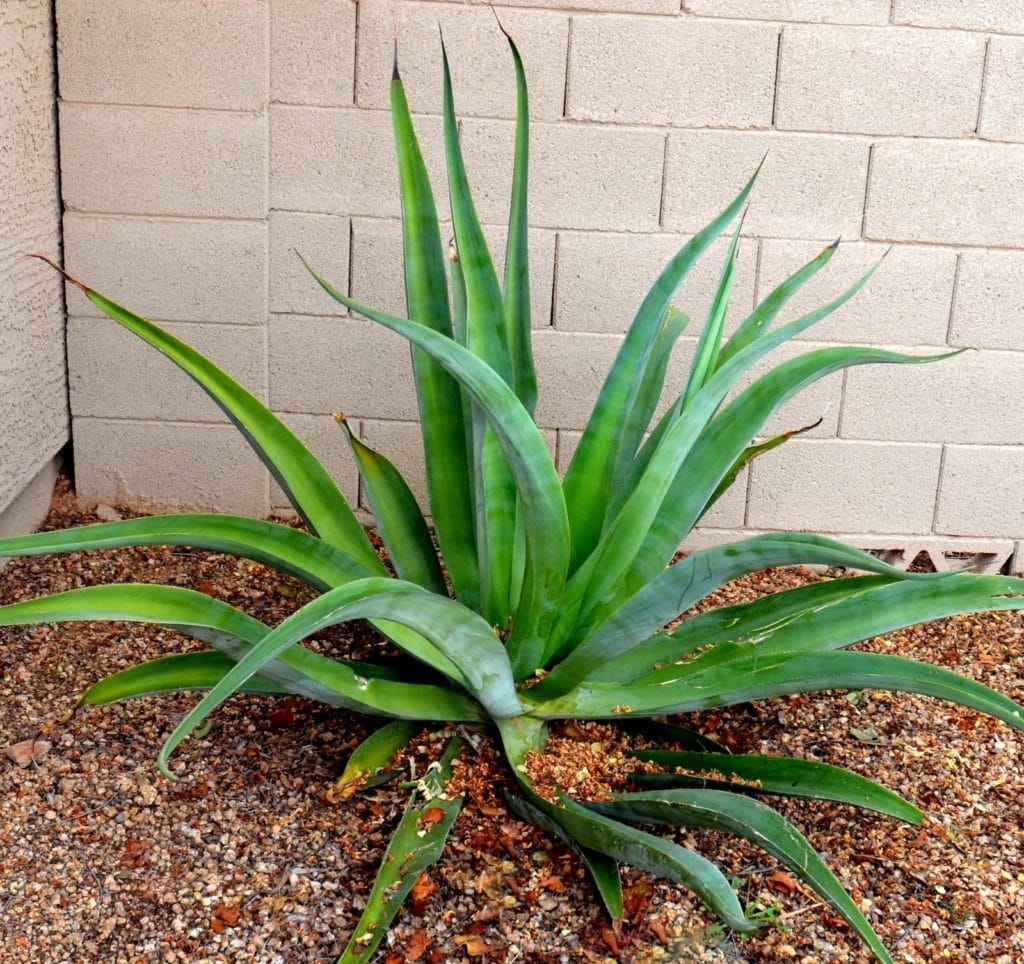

left=1, top=482, right=1023, bottom=961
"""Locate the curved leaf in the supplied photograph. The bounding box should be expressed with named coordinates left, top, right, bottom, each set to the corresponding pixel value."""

left=82, top=651, right=287, bottom=703
left=591, top=789, right=894, bottom=962
left=0, top=583, right=482, bottom=720
left=629, top=749, right=923, bottom=823
left=158, top=579, right=521, bottom=777
left=542, top=649, right=1024, bottom=729
left=32, top=257, right=382, bottom=573
left=0, top=514, right=369, bottom=591
left=585, top=575, right=896, bottom=685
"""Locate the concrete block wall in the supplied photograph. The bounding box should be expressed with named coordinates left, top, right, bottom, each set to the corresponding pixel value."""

left=55, top=0, right=1024, bottom=569
left=1, top=0, right=67, bottom=538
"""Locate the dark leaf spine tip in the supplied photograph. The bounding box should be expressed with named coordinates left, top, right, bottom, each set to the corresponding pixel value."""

left=392, top=41, right=400, bottom=81
left=24, top=252, right=90, bottom=293
left=828, top=237, right=841, bottom=251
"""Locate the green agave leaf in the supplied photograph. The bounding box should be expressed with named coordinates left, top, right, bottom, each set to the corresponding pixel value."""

left=501, top=27, right=537, bottom=416
left=629, top=749, right=923, bottom=823
left=158, top=579, right=521, bottom=778
left=336, top=415, right=446, bottom=594
left=82, top=651, right=287, bottom=704
left=591, top=790, right=894, bottom=963
left=505, top=793, right=623, bottom=920
left=532, top=792, right=756, bottom=934
left=536, top=533, right=944, bottom=700
left=0, top=513, right=369, bottom=591
left=544, top=650, right=1024, bottom=729
left=586, top=574, right=896, bottom=685
left=579, top=345, right=958, bottom=635
left=334, top=719, right=419, bottom=799
left=654, top=572, right=1024, bottom=672
left=303, top=262, right=569, bottom=679
left=442, top=44, right=518, bottom=627
left=561, top=164, right=761, bottom=573
left=0, top=583, right=482, bottom=720
left=609, top=307, right=691, bottom=500
left=338, top=736, right=464, bottom=963
left=391, top=63, right=480, bottom=610
left=33, top=257, right=382, bottom=574
left=717, top=238, right=839, bottom=369
left=679, top=215, right=743, bottom=411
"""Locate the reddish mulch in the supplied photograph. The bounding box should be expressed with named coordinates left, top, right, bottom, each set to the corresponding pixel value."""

left=1, top=478, right=1022, bottom=962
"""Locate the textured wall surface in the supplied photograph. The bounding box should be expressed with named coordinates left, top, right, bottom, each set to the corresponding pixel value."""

left=56, top=0, right=1024, bottom=568
left=1, top=0, right=67, bottom=517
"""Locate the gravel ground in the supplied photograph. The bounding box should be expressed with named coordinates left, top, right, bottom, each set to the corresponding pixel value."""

left=1, top=479, right=1022, bottom=963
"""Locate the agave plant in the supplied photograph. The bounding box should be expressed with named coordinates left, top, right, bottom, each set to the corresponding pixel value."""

left=5, top=35, right=1024, bottom=962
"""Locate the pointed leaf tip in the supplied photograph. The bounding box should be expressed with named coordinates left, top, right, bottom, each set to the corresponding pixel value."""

left=392, top=41, right=400, bottom=81
left=25, top=252, right=90, bottom=293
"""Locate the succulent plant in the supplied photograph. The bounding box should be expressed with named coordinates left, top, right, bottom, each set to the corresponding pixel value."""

left=4, top=35, right=1024, bottom=963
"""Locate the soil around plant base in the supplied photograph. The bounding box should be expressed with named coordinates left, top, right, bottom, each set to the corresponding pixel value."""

left=1, top=477, right=1022, bottom=963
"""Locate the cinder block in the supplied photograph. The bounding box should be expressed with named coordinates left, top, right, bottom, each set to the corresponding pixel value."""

left=950, top=250, right=1024, bottom=351
left=460, top=120, right=664, bottom=231
left=269, top=315, right=419, bottom=420
left=663, top=132, right=870, bottom=240
left=271, top=0, right=356, bottom=106
left=747, top=439, right=942, bottom=534
left=62, top=214, right=267, bottom=324
left=72, top=417, right=270, bottom=517
left=892, top=0, right=1024, bottom=33
left=60, top=104, right=267, bottom=219
left=270, top=211, right=350, bottom=316
left=68, top=318, right=266, bottom=423
left=57, top=0, right=268, bottom=110
left=776, top=26, right=984, bottom=137
left=683, top=0, right=890, bottom=24
left=554, top=231, right=758, bottom=335
left=757, top=240, right=956, bottom=346
left=936, top=445, right=1024, bottom=538
left=269, top=412, right=360, bottom=511
left=357, top=1, right=568, bottom=120
left=980, top=37, right=1024, bottom=141
left=835, top=533, right=1014, bottom=573
left=842, top=349, right=1024, bottom=445
left=271, top=106, right=447, bottom=219
left=533, top=330, right=700, bottom=430
left=350, top=218, right=556, bottom=326
left=866, top=140, right=1024, bottom=248
left=361, top=418, right=556, bottom=513
left=568, top=17, right=775, bottom=127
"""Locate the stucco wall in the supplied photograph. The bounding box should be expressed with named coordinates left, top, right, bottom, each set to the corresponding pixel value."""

left=55, top=0, right=1024, bottom=569
left=1, top=0, right=67, bottom=525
